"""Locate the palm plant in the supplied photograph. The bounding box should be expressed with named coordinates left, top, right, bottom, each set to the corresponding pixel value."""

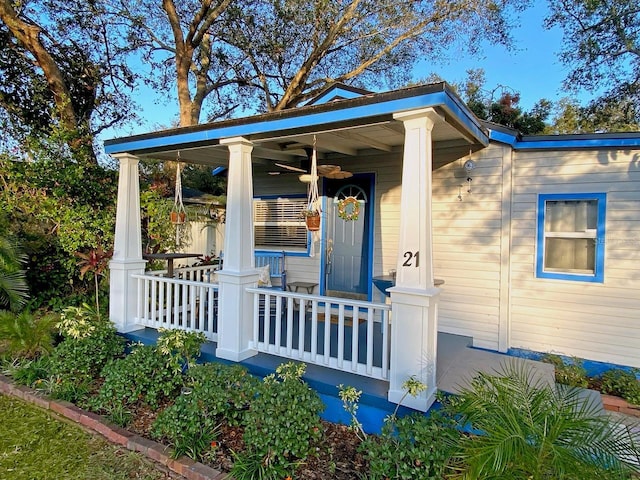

left=448, top=362, right=640, bottom=479
left=0, top=235, right=29, bottom=311
left=0, top=310, right=57, bottom=359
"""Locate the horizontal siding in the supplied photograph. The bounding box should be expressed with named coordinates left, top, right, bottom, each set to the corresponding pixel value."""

left=433, top=144, right=505, bottom=351
left=509, top=148, right=640, bottom=367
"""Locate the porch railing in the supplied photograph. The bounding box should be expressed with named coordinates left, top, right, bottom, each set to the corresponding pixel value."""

left=246, top=287, right=391, bottom=381
left=132, top=269, right=219, bottom=341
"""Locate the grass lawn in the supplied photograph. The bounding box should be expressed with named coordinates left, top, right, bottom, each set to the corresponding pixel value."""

left=0, top=394, right=170, bottom=480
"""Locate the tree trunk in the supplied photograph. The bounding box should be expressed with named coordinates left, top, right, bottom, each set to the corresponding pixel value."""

left=0, top=0, right=78, bottom=131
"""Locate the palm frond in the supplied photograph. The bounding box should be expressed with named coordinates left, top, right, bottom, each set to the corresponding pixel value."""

left=449, top=361, right=640, bottom=479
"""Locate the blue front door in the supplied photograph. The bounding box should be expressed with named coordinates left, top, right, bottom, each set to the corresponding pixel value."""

left=323, top=175, right=373, bottom=300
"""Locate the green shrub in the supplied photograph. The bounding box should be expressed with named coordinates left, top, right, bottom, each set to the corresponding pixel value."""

left=156, top=327, right=206, bottom=370
left=8, top=356, right=52, bottom=387
left=233, top=362, right=324, bottom=479
left=93, top=345, right=183, bottom=410
left=0, top=310, right=57, bottom=359
left=152, top=363, right=259, bottom=460
left=230, top=450, right=300, bottom=480
left=152, top=395, right=220, bottom=460
left=49, top=306, right=125, bottom=385
left=600, top=368, right=640, bottom=406
left=92, top=328, right=206, bottom=413
left=541, top=353, right=589, bottom=388
left=185, top=362, right=259, bottom=425
left=363, top=411, right=460, bottom=480
left=447, top=362, right=640, bottom=479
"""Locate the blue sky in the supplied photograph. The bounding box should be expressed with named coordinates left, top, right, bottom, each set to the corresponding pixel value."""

left=105, top=3, right=582, bottom=139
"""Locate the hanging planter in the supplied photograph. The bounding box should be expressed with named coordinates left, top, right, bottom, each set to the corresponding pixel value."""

left=302, top=210, right=321, bottom=231
left=170, top=211, right=187, bottom=224
left=302, top=136, right=322, bottom=233
left=171, top=156, right=187, bottom=225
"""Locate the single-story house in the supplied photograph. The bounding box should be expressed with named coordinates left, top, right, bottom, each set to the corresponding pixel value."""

left=105, top=82, right=640, bottom=412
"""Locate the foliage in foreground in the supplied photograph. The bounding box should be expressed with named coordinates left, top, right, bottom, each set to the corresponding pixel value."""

left=600, top=368, right=640, bottom=407
left=0, top=232, right=29, bottom=312
left=448, top=363, right=640, bottom=480
left=363, top=409, right=460, bottom=480
left=0, top=395, right=167, bottom=480
left=92, top=329, right=206, bottom=412
left=339, top=379, right=460, bottom=479
left=48, top=305, right=125, bottom=402
left=542, top=353, right=640, bottom=407
left=152, top=362, right=259, bottom=460
left=232, top=362, right=324, bottom=480
left=0, top=309, right=57, bottom=359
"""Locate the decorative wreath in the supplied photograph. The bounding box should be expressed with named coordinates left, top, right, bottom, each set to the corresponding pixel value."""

left=337, top=196, right=360, bottom=221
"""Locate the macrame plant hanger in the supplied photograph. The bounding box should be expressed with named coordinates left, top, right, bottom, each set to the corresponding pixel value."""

left=307, top=136, right=321, bottom=257
left=171, top=152, right=187, bottom=243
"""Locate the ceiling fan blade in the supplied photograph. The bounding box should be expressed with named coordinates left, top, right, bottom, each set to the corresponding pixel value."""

left=317, top=164, right=341, bottom=176
left=274, top=162, right=307, bottom=173
left=324, top=170, right=353, bottom=179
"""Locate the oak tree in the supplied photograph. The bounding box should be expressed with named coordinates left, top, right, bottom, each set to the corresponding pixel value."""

left=119, top=0, right=530, bottom=125
left=546, top=0, right=640, bottom=130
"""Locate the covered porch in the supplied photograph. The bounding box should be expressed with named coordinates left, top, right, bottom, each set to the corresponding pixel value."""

left=105, top=83, right=491, bottom=412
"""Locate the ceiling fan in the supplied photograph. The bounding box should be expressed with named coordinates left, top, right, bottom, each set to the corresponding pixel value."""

left=268, top=147, right=353, bottom=182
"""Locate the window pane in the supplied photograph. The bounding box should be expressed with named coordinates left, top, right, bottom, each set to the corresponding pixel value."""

left=545, top=200, right=597, bottom=233
left=544, top=237, right=595, bottom=273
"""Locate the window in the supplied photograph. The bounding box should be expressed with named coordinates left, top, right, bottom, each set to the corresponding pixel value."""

left=254, top=196, right=308, bottom=250
left=536, top=193, right=606, bottom=282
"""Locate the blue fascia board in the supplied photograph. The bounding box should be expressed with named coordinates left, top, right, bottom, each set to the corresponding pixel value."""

left=105, top=90, right=489, bottom=155
left=489, top=129, right=640, bottom=150
left=515, top=136, right=640, bottom=150
left=488, top=129, right=518, bottom=146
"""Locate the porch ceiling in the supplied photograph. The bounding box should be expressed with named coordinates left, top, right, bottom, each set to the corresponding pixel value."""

left=104, top=83, right=489, bottom=168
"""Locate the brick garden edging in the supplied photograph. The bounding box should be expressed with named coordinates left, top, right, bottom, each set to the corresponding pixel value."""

left=602, top=394, right=640, bottom=418
left=0, top=375, right=230, bottom=480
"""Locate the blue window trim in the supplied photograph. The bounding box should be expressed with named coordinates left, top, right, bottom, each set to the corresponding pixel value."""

left=536, top=193, right=606, bottom=283
left=253, top=193, right=310, bottom=256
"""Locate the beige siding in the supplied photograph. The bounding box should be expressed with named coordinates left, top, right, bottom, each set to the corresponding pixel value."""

left=251, top=143, right=640, bottom=368
left=509, top=149, right=640, bottom=367
left=432, top=144, right=508, bottom=350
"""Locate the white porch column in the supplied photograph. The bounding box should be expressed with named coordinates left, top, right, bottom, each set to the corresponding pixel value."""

left=216, top=137, right=259, bottom=361
left=109, top=153, right=146, bottom=333
left=388, top=108, right=443, bottom=412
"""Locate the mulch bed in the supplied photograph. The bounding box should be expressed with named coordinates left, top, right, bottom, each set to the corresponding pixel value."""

left=126, top=402, right=367, bottom=479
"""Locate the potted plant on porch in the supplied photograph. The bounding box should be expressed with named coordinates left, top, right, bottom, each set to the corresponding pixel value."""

left=301, top=208, right=321, bottom=231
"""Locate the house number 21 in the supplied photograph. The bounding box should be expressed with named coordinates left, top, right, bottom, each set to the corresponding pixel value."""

left=402, top=251, right=419, bottom=267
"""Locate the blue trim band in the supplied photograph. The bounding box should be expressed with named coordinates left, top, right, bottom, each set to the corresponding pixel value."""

left=490, top=130, right=640, bottom=150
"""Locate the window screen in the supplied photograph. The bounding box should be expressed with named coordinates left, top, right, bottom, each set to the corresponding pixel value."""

left=254, top=197, right=307, bottom=250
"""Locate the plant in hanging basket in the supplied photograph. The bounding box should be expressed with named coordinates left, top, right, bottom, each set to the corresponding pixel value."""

left=300, top=208, right=319, bottom=218
left=301, top=209, right=320, bottom=231
left=170, top=211, right=187, bottom=224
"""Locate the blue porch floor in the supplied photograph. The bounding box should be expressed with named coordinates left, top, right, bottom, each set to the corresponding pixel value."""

left=124, top=328, right=554, bottom=433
